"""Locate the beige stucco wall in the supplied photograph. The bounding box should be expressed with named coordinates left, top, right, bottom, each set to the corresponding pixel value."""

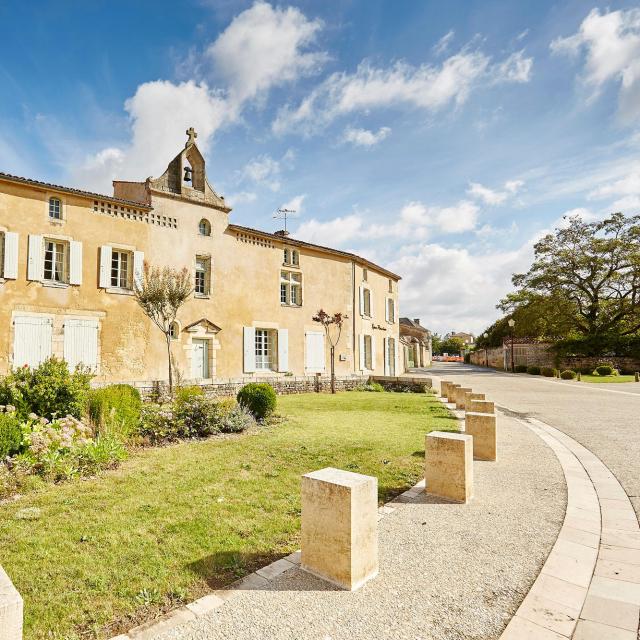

left=0, top=168, right=400, bottom=383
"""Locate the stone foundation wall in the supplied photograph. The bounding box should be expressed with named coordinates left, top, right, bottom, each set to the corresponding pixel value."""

left=112, top=375, right=369, bottom=400
left=371, top=376, right=432, bottom=392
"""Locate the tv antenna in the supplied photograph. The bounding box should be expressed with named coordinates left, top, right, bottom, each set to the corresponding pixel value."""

left=273, top=208, right=297, bottom=234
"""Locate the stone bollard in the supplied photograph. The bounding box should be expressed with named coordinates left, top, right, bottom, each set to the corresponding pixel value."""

left=454, top=387, right=473, bottom=409
left=301, top=467, right=378, bottom=591
left=440, top=381, right=452, bottom=398
left=467, top=399, right=494, bottom=414
left=425, top=432, right=474, bottom=503
left=0, top=566, right=23, bottom=640
left=465, top=412, right=497, bottom=461
left=446, top=384, right=460, bottom=403
left=464, top=392, right=485, bottom=407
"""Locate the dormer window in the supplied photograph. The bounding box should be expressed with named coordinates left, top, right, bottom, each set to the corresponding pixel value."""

left=49, top=197, right=62, bottom=220
left=199, top=219, right=211, bottom=236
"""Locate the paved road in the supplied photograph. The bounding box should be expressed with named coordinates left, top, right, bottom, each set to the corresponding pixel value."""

left=421, top=362, right=640, bottom=518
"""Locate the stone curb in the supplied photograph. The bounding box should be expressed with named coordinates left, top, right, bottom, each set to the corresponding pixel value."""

left=432, top=375, right=640, bottom=639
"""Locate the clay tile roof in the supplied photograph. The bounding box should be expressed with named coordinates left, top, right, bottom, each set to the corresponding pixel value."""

left=0, top=172, right=153, bottom=210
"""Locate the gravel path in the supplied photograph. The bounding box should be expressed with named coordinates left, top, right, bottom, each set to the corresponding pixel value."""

left=426, top=363, right=640, bottom=518
left=156, top=410, right=565, bottom=640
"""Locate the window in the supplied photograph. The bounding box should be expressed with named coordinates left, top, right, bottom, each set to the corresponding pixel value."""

left=388, top=279, right=393, bottom=293
left=169, top=321, right=180, bottom=340
left=363, top=287, right=371, bottom=316
left=255, top=329, right=275, bottom=370
left=364, top=335, right=372, bottom=370
left=363, top=268, right=368, bottom=281
left=110, top=250, right=132, bottom=289
left=387, top=298, right=395, bottom=323
left=0, top=232, right=4, bottom=278
left=49, top=197, right=62, bottom=220
left=195, top=256, right=210, bottom=296
left=43, top=239, right=67, bottom=282
left=284, top=248, right=299, bottom=266
left=281, top=270, right=302, bottom=306
left=198, top=219, right=211, bottom=236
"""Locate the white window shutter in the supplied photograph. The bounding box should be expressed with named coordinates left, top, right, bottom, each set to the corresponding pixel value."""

left=277, top=328, right=289, bottom=372
left=243, top=327, right=256, bottom=373
left=99, top=245, right=112, bottom=288
left=316, top=333, right=325, bottom=371
left=359, top=285, right=364, bottom=315
left=13, top=316, right=52, bottom=368
left=359, top=334, right=365, bottom=370
left=385, top=298, right=389, bottom=322
left=371, top=335, right=376, bottom=371
left=305, top=332, right=325, bottom=372
left=384, top=337, right=389, bottom=376
left=64, top=319, right=98, bottom=371
left=27, top=235, right=42, bottom=281
left=370, top=293, right=375, bottom=319
left=133, top=251, right=144, bottom=290
left=3, top=232, right=18, bottom=279
left=69, top=240, right=83, bottom=285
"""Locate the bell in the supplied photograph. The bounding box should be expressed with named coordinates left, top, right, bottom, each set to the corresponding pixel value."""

left=183, top=166, right=192, bottom=182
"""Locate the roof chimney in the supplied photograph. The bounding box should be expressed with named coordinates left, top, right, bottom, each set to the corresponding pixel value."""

left=274, top=229, right=290, bottom=237
left=414, top=318, right=420, bottom=325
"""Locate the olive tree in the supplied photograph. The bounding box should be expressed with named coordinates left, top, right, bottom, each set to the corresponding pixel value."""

left=134, top=263, right=193, bottom=393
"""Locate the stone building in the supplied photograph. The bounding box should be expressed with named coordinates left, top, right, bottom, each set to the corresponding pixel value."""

left=0, top=130, right=401, bottom=384
left=400, top=317, right=431, bottom=370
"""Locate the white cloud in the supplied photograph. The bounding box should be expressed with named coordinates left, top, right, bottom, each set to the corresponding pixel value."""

left=467, top=179, right=524, bottom=205
left=225, top=191, right=257, bottom=206
left=293, top=199, right=479, bottom=247
left=342, top=126, right=391, bottom=147
left=206, top=1, right=327, bottom=109
left=240, top=154, right=282, bottom=191
left=551, top=7, right=640, bottom=123
left=587, top=168, right=640, bottom=212
left=280, top=194, right=306, bottom=212
left=433, top=30, right=455, bottom=56
left=68, top=2, right=325, bottom=192
left=72, top=80, right=228, bottom=190
left=388, top=239, right=535, bottom=334
left=273, top=47, right=533, bottom=135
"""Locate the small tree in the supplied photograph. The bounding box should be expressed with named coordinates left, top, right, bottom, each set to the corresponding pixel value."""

left=134, top=263, right=193, bottom=393
left=312, top=309, right=344, bottom=394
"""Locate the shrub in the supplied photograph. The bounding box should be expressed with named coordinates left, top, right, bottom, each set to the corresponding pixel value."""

left=139, top=404, right=181, bottom=444
left=173, top=394, right=222, bottom=438
left=0, top=358, right=92, bottom=420
left=86, top=385, right=142, bottom=440
left=560, top=370, right=577, bottom=380
left=74, top=436, right=127, bottom=475
left=514, top=365, right=527, bottom=373
left=0, top=412, right=22, bottom=458
left=541, top=367, right=555, bottom=377
left=220, top=403, right=256, bottom=433
left=595, top=365, right=613, bottom=376
left=237, top=383, right=277, bottom=420
left=526, top=366, right=541, bottom=375
left=174, top=385, right=204, bottom=404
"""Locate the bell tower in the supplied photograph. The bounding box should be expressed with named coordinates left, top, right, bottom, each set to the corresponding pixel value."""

left=145, top=128, right=231, bottom=213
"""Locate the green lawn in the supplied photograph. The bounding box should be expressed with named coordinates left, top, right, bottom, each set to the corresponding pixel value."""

left=0, top=391, right=455, bottom=640
left=579, top=374, right=637, bottom=383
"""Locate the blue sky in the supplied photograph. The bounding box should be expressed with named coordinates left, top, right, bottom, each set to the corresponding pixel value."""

left=2, top=1, right=640, bottom=334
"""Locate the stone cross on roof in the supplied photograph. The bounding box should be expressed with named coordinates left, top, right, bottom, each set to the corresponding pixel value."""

left=186, top=127, right=197, bottom=146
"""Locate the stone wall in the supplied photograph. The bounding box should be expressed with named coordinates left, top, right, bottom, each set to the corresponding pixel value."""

left=125, top=375, right=369, bottom=400
left=371, top=376, right=432, bottom=392
left=469, top=344, right=640, bottom=374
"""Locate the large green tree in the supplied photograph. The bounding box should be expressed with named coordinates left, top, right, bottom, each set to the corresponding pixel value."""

left=501, top=213, right=640, bottom=337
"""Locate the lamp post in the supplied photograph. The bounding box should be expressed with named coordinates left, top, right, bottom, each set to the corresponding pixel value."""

left=508, top=318, right=515, bottom=372
left=482, top=332, right=488, bottom=367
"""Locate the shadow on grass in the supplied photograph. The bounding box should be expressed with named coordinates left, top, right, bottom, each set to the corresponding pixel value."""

left=187, top=550, right=341, bottom=592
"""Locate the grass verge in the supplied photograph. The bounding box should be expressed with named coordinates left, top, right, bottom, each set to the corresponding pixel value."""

left=0, top=391, right=455, bottom=639
left=579, top=374, right=637, bottom=383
